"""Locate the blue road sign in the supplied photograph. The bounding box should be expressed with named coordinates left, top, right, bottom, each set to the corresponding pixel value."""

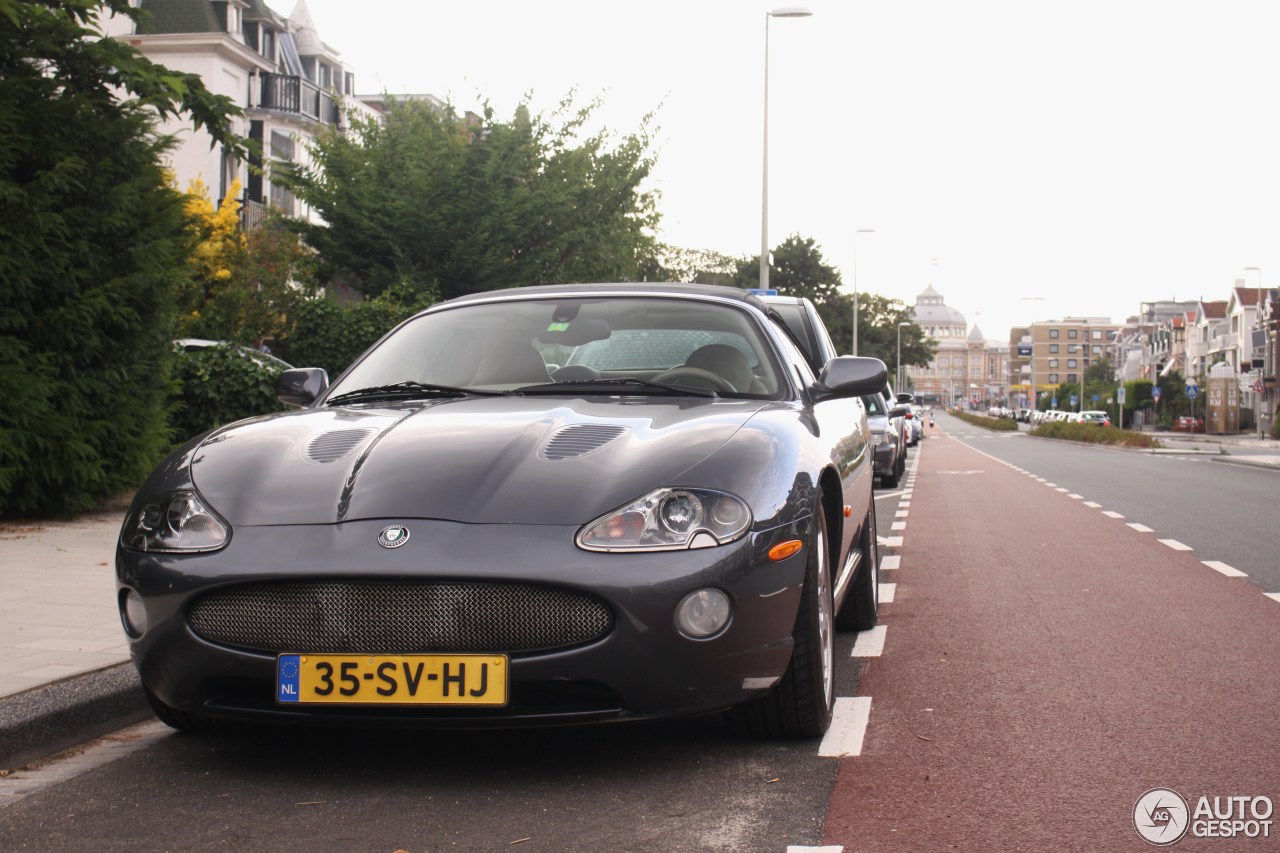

left=1186, top=384, right=1198, bottom=399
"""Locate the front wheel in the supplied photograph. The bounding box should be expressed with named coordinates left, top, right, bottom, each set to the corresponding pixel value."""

left=725, top=510, right=834, bottom=738
left=837, top=502, right=879, bottom=631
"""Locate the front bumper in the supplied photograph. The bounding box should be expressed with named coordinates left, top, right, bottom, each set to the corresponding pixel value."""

left=116, top=517, right=812, bottom=728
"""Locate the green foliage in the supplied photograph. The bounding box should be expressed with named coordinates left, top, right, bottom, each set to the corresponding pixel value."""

left=283, top=94, right=661, bottom=301
left=1031, top=420, right=1161, bottom=448
left=168, top=345, right=288, bottom=442
left=730, top=235, right=933, bottom=372
left=951, top=411, right=1019, bottom=431
left=276, top=283, right=437, bottom=379
left=0, top=0, right=243, bottom=517
left=180, top=213, right=318, bottom=347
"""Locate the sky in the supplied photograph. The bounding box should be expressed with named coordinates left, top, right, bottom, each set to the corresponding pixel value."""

left=282, top=0, right=1280, bottom=344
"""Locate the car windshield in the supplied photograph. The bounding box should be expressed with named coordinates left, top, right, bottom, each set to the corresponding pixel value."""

left=325, top=295, right=784, bottom=401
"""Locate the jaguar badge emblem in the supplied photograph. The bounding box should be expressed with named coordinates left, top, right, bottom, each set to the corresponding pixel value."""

left=378, top=525, right=410, bottom=549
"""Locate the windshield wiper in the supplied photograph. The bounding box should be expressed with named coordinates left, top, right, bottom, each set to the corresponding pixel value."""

left=326, top=381, right=513, bottom=405
left=517, top=377, right=718, bottom=398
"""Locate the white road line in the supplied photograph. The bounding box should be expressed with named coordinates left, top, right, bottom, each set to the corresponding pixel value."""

left=787, top=847, right=843, bottom=853
left=818, top=697, right=872, bottom=758
left=899, top=501, right=911, bottom=508
left=851, top=625, right=887, bottom=657
left=1103, top=511, right=1125, bottom=519
left=1204, top=561, right=1248, bottom=577
left=1084, top=501, right=1102, bottom=508
left=1069, top=494, right=1084, bottom=500
left=890, top=521, right=906, bottom=531
left=879, top=536, right=903, bottom=548
left=1159, top=539, right=1193, bottom=551
left=895, top=510, right=909, bottom=518
left=879, top=582, right=896, bottom=603
left=1266, top=593, right=1280, bottom=604
left=1055, top=487, right=1069, bottom=493
left=1127, top=523, right=1155, bottom=533
left=880, top=554, right=901, bottom=571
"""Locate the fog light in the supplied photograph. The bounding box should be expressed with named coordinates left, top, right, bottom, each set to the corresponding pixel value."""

left=122, top=590, right=148, bottom=637
left=676, top=588, right=731, bottom=638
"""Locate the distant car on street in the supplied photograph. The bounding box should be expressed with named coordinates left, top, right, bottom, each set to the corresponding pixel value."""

left=1076, top=410, right=1110, bottom=426
left=863, top=391, right=908, bottom=488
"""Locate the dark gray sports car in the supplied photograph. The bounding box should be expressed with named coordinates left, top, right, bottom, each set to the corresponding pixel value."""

left=117, top=284, right=886, bottom=738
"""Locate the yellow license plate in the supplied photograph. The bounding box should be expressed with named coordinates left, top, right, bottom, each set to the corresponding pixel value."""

left=276, top=653, right=508, bottom=706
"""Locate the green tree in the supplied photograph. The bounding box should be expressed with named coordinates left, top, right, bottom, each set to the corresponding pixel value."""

left=0, top=0, right=242, bottom=516
left=732, top=234, right=933, bottom=374
left=283, top=94, right=661, bottom=301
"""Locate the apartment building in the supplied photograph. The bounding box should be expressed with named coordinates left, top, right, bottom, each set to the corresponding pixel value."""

left=1009, top=317, right=1120, bottom=410
left=102, top=0, right=378, bottom=223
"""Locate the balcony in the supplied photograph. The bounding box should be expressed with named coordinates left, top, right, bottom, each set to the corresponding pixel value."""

left=252, top=72, right=339, bottom=126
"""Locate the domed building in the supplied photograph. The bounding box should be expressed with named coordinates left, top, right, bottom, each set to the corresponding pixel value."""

left=903, top=286, right=1010, bottom=408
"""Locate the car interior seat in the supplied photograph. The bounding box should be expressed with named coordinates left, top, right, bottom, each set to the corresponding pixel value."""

left=471, top=340, right=552, bottom=386
left=684, top=344, right=758, bottom=393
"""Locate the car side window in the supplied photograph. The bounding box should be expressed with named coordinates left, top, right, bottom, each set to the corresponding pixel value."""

left=769, top=319, right=817, bottom=390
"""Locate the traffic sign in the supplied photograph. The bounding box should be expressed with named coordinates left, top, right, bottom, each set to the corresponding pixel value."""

left=1186, top=384, right=1198, bottom=399
left=1118, top=386, right=1126, bottom=404
left=1257, top=378, right=1266, bottom=393
left=1152, top=386, right=1162, bottom=400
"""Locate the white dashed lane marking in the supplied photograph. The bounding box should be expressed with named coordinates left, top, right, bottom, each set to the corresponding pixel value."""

left=1204, top=561, right=1247, bottom=577
left=818, top=697, right=872, bottom=758
left=880, top=554, right=900, bottom=571
left=1127, top=523, right=1155, bottom=533
left=878, top=582, right=896, bottom=603
left=851, top=625, right=887, bottom=657
left=1159, top=539, right=1193, bottom=551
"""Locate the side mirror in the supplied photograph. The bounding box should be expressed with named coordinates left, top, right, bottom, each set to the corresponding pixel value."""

left=816, top=356, right=888, bottom=399
left=889, top=406, right=909, bottom=418
left=278, top=367, right=330, bottom=406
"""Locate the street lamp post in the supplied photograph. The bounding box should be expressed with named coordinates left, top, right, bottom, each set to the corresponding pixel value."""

left=760, top=7, right=812, bottom=291
left=852, top=228, right=875, bottom=355
left=897, top=321, right=911, bottom=394
left=1246, top=266, right=1263, bottom=439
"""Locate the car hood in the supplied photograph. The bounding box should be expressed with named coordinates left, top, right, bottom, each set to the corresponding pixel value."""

left=190, top=397, right=774, bottom=526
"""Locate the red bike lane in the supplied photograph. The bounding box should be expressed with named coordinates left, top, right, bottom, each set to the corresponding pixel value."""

left=824, top=431, right=1280, bottom=852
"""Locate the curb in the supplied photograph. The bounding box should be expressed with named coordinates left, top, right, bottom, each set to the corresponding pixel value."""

left=0, top=663, right=152, bottom=771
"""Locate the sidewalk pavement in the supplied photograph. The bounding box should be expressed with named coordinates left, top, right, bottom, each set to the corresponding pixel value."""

left=0, top=512, right=150, bottom=770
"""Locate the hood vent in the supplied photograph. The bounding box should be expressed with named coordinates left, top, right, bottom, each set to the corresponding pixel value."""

left=540, top=424, right=628, bottom=461
left=305, top=428, right=375, bottom=463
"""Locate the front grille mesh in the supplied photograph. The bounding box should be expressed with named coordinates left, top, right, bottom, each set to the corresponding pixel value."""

left=188, top=581, right=614, bottom=654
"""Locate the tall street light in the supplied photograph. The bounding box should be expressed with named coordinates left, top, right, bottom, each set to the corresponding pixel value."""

left=852, top=228, right=875, bottom=355
left=760, top=6, right=812, bottom=291
left=897, top=321, right=911, bottom=394
left=1246, top=266, right=1263, bottom=439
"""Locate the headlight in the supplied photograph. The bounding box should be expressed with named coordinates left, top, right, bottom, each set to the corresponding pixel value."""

left=121, top=490, right=229, bottom=553
left=577, top=488, right=752, bottom=552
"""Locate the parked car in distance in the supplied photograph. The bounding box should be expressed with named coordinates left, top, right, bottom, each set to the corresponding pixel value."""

left=1076, top=410, right=1110, bottom=426
left=1174, top=416, right=1205, bottom=433
left=864, top=391, right=908, bottom=488
left=174, top=338, right=293, bottom=372
left=122, top=284, right=889, bottom=740
left=896, top=394, right=923, bottom=445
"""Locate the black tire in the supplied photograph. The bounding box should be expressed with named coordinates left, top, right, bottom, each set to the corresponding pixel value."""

left=881, top=453, right=901, bottom=488
left=837, top=502, right=879, bottom=631
left=725, top=510, right=835, bottom=739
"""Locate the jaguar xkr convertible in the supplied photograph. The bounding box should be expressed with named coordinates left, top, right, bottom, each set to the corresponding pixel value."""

left=117, top=283, right=887, bottom=738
